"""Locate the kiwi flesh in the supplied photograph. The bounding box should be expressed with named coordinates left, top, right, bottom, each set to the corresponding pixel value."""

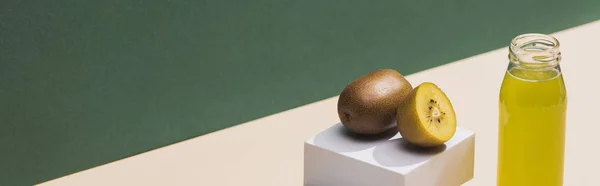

left=396, top=82, right=456, bottom=147
left=337, top=69, right=413, bottom=135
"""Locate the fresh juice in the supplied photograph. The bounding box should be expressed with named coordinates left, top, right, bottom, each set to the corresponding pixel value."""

left=497, top=67, right=567, bottom=186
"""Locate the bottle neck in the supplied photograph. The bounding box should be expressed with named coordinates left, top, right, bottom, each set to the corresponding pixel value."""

left=508, top=33, right=562, bottom=70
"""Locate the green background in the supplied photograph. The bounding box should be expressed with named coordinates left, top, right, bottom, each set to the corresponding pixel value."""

left=1, top=0, right=599, bottom=185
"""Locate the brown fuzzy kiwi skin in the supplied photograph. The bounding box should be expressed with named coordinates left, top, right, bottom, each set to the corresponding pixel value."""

left=337, top=69, right=413, bottom=135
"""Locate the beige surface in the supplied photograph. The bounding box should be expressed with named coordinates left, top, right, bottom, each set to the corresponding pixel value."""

left=39, top=20, right=600, bottom=186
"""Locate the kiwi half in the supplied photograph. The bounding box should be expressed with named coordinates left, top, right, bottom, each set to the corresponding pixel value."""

left=396, top=82, right=457, bottom=147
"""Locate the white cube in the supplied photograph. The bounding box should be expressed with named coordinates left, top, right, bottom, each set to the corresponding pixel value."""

left=304, top=123, right=475, bottom=186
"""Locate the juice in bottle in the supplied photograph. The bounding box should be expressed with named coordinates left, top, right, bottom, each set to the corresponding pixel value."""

left=497, top=34, right=567, bottom=186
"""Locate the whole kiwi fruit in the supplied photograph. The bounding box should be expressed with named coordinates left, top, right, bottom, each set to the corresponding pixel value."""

left=337, top=69, right=413, bottom=135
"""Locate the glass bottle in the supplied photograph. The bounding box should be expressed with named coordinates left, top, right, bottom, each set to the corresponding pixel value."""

left=497, top=33, right=567, bottom=186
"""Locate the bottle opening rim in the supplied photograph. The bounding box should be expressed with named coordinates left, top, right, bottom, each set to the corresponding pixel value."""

left=509, top=33, right=561, bottom=67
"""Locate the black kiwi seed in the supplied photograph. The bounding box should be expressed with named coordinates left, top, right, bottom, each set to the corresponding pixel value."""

left=430, top=99, right=434, bottom=103
left=437, top=119, right=441, bottom=123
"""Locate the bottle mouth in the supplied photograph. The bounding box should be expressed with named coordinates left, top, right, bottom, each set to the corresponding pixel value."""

left=509, top=33, right=561, bottom=68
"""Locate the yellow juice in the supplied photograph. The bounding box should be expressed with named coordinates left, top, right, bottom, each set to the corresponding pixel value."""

left=497, top=67, right=567, bottom=186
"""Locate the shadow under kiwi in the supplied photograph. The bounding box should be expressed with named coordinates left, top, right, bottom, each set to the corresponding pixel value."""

left=373, top=138, right=446, bottom=167
left=312, top=123, right=397, bottom=153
